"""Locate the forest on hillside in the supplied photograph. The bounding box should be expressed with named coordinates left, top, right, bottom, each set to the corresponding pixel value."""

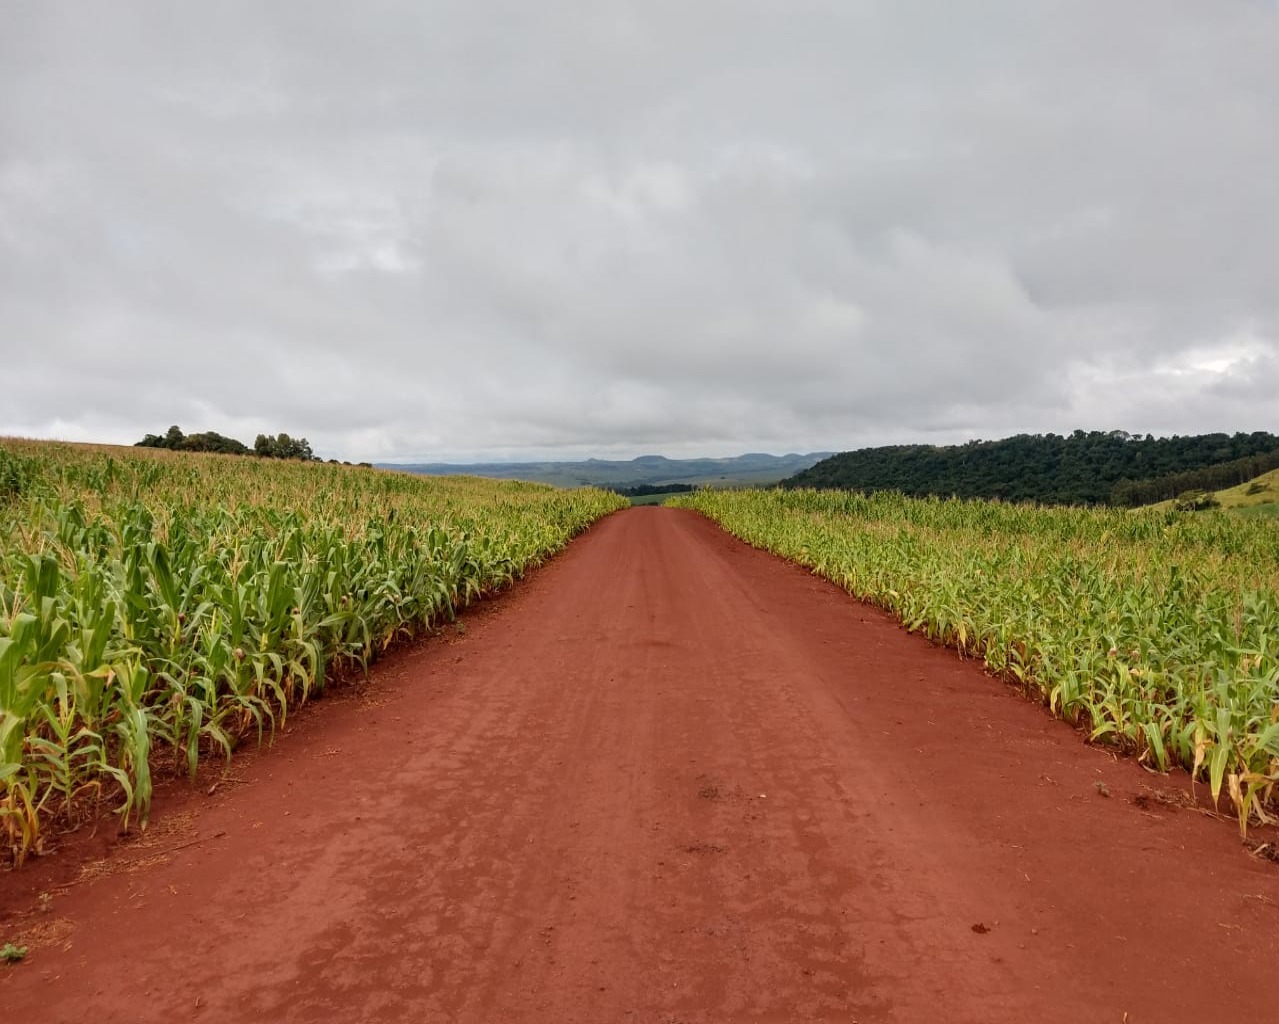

left=784, top=430, right=1279, bottom=506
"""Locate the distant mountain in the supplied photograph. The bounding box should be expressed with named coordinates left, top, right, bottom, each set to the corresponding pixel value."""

left=385, top=452, right=833, bottom=490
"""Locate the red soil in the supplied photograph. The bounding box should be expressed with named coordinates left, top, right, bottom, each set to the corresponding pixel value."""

left=3, top=507, right=1278, bottom=1023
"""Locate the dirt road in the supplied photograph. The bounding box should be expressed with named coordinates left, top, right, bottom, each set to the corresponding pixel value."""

left=3, top=508, right=1278, bottom=1023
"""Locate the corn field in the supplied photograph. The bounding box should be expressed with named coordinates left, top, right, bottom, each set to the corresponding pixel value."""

left=672, top=488, right=1279, bottom=833
left=0, top=440, right=624, bottom=862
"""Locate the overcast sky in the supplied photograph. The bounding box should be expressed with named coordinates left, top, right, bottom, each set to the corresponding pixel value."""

left=2, top=1, right=1277, bottom=462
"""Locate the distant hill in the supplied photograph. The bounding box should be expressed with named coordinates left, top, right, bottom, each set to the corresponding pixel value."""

left=387, top=452, right=832, bottom=489
left=784, top=431, right=1279, bottom=506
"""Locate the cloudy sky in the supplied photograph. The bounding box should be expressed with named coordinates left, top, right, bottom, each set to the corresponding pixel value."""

left=2, top=1, right=1277, bottom=462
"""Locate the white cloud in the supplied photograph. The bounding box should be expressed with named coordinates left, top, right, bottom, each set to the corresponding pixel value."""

left=2, top=1, right=1278, bottom=461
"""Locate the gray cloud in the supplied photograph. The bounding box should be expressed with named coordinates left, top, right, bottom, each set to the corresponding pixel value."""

left=3, top=1, right=1277, bottom=461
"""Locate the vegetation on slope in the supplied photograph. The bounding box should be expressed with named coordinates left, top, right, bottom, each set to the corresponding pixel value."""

left=610, top=483, right=698, bottom=497
left=785, top=430, right=1279, bottom=506
left=1147, top=467, right=1279, bottom=518
left=1212, top=468, right=1279, bottom=517
left=1112, top=449, right=1279, bottom=507
left=0, top=441, right=624, bottom=863
left=673, top=487, right=1279, bottom=834
left=137, top=424, right=319, bottom=461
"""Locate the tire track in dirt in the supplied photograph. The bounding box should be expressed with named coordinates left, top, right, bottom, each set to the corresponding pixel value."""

left=3, top=507, right=1278, bottom=1022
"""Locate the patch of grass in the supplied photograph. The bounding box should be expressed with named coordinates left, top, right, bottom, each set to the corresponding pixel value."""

left=1214, top=468, right=1279, bottom=510
left=2, top=943, right=28, bottom=964
left=1147, top=467, right=1279, bottom=518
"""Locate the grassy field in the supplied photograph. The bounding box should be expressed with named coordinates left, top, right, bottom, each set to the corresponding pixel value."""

left=1215, top=468, right=1279, bottom=515
left=672, top=487, right=1279, bottom=833
left=1148, top=467, right=1279, bottom=517
left=0, top=440, right=624, bottom=862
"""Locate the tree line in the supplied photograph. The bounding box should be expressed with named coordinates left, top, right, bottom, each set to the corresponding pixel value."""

left=1110, top=447, right=1279, bottom=506
left=136, top=425, right=317, bottom=461
left=784, top=430, right=1279, bottom=507
left=607, top=482, right=698, bottom=497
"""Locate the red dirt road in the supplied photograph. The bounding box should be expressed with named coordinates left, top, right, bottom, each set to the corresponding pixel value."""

left=3, top=507, right=1279, bottom=1023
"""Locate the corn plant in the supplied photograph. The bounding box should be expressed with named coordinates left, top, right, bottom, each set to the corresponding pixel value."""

left=673, top=487, right=1279, bottom=834
left=0, top=440, right=625, bottom=862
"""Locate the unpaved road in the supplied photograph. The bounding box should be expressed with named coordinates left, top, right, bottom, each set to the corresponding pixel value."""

left=3, top=507, right=1279, bottom=1023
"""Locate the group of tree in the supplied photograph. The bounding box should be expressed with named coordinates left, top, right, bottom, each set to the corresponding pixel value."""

left=1110, top=447, right=1279, bottom=507
left=251, top=432, right=315, bottom=460
left=608, top=482, right=698, bottom=497
left=137, top=425, right=318, bottom=461
left=784, top=430, right=1279, bottom=507
left=136, top=425, right=250, bottom=456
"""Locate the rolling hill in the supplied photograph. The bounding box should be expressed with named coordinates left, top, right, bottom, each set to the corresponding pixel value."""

left=389, top=452, right=832, bottom=490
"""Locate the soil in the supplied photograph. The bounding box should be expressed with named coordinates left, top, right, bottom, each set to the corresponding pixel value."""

left=3, top=507, right=1278, bottom=1023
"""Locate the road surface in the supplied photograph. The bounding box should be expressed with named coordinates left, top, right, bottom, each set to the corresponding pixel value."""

left=3, top=507, right=1278, bottom=1022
